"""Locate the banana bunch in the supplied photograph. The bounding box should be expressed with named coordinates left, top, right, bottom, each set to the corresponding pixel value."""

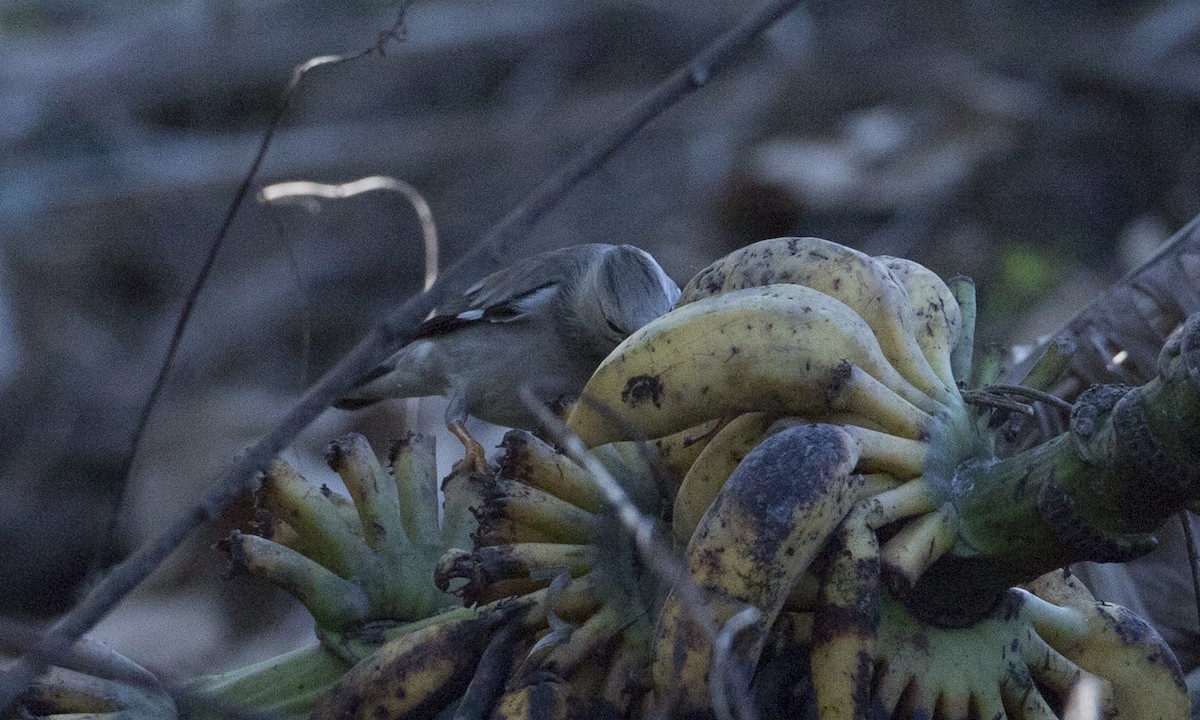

left=756, top=570, right=1186, bottom=718
left=187, top=236, right=1192, bottom=720
left=221, top=432, right=468, bottom=633
left=285, top=427, right=672, bottom=720
left=311, top=574, right=616, bottom=720
left=425, top=429, right=668, bottom=719
left=557, top=236, right=1188, bottom=718
left=553, top=237, right=971, bottom=714
left=566, top=237, right=974, bottom=448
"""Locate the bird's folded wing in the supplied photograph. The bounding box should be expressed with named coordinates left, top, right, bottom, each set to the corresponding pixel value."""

left=412, top=282, right=558, bottom=338
left=411, top=244, right=605, bottom=339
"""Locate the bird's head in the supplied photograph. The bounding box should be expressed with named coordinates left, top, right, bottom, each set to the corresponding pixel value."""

left=575, top=245, right=680, bottom=355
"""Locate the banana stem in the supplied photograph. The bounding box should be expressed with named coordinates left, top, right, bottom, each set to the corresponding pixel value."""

left=185, top=643, right=351, bottom=720
left=906, top=321, right=1200, bottom=623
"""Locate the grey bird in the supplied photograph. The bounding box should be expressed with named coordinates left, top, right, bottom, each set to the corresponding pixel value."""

left=335, top=243, right=680, bottom=470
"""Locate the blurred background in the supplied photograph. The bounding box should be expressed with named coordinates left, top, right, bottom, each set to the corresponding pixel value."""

left=1, top=0, right=1199, bottom=680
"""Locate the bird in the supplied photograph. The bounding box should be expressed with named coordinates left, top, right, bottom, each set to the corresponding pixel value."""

left=335, top=243, right=681, bottom=472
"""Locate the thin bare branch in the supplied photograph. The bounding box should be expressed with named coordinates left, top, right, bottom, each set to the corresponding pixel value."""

left=0, top=0, right=805, bottom=709
left=85, top=1, right=416, bottom=589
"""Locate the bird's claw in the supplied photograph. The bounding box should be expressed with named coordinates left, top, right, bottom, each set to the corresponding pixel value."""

left=449, top=422, right=491, bottom=475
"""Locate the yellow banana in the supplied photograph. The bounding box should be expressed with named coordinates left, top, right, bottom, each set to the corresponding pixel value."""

left=568, top=284, right=936, bottom=447
left=474, top=477, right=599, bottom=546
left=473, top=517, right=567, bottom=547
left=258, top=459, right=366, bottom=578
left=1021, top=583, right=1188, bottom=719
left=441, top=463, right=488, bottom=551
left=878, top=504, right=957, bottom=591
left=837, top=424, right=929, bottom=479
left=809, top=510, right=880, bottom=720
left=652, top=424, right=867, bottom=716
left=643, top=418, right=724, bottom=482
left=325, top=433, right=410, bottom=565
left=388, top=432, right=440, bottom=546
left=672, top=411, right=778, bottom=545
left=23, top=668, right=174, bottom=719
left=679, top=236, right=955, bottom=405
left=223, top=531, right=370, bottom=631
left=878, top=255, right=963, bottom=391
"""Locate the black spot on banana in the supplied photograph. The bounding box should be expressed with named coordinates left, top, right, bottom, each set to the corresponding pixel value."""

left=652, top=424, right=870, bottom=717
left=568, top=284, right=941, bottom=447
left=680, top=237, right=961, bottom=407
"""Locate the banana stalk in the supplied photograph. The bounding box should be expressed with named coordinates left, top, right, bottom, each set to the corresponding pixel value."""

left=908, top=319, right=1200, bottom=623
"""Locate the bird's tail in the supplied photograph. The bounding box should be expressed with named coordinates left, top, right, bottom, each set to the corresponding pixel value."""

left=332, top=364, right=398, bottom=410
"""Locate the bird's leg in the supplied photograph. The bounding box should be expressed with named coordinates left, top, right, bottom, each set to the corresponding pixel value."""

left=448, top=421, right=489, bottom=475
left=443, top=391, right=490, bottom=474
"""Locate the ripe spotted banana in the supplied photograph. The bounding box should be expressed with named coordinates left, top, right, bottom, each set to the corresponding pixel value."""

left=652, top=424, right=869, bottom=716
left=1022, top=572, right=1188, bottom=719
left=311, top=608, right=501, bottom=720
left=877, top=255, right=962, bottom=391
left=489, top=678, right=592, bottom=719
left=809, top=509, right=880, bottom=720
left=680, top=236, right=957, bottom=405
left=672, top=411, right=778, bottom=545
left=673, top=413, right=930, bottom=546
left=567, top=283, right=940, bottom=447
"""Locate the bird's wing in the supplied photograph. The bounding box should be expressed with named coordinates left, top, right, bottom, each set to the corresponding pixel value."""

left=410, top=282, right=559, bottom=338
left=410, top=245, right=606, bottom=339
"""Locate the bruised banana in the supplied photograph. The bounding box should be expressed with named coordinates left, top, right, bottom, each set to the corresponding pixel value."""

left=567, top=283, right=940, bottom=447
left=653, top=424, right=870, bottom=716
left=490, top=678, right=593, bottom=719
left=1023, top=571, right=1188, bottom=719
left=673, top=413, right=930, bottom=546
left=311, top=608, right=502, bottom=720
left=680, top=236, right=956, bottom=405
left=313, top=576, right=604, bottom=720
